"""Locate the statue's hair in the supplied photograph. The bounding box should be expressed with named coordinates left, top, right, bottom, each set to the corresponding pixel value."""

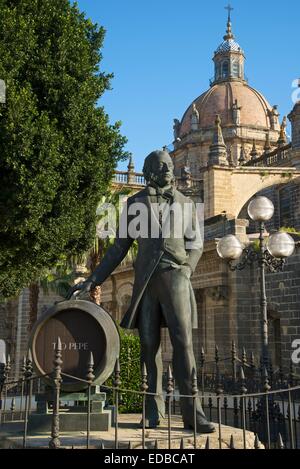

left=142, top=150, right=174, bottom=182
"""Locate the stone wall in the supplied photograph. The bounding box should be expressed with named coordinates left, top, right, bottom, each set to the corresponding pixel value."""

left=0, top=287, right=63, bottom=380
left=232, top=245, right=300, bottom=373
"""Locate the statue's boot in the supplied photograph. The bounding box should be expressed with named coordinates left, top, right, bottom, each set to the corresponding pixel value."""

left=138, top=393, right=165, bottom=428
left=139, top=418, right=161, bottom=429
left=181, top=397, right=215, bottom=433
left=183, top=418, right=215, bottom=434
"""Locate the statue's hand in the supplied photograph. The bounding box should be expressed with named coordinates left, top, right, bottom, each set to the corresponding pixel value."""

left=65, top=280, right=95, bottom=300
left=180, top=265, right=193, bottom=279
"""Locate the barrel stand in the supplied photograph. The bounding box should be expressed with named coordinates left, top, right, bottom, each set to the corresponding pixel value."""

left=28, top=386, right=111, bottom=432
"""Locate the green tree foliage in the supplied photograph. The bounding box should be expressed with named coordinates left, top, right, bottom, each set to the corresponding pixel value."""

left=279, top=226, right=300, bottom=236
left=105, top=326, right=142, bottom=413
left=0, top=0, right=128, bottom=298
left=39, top=188, right=137, bottom=302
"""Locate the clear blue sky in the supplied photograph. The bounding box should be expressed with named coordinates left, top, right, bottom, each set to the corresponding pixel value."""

left=76, top=0, right=299, bottom=171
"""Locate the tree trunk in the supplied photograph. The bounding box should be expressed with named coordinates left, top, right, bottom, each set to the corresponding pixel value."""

left=89, top=239, right=104, bottom=305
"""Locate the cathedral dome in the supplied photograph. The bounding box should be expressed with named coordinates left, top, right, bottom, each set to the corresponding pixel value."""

left=179, top=81, right=280, bottom=137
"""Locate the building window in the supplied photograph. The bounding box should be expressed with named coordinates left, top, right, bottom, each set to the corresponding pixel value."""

left=222, top=61, right=229, bottom=78
left=215, top=63, right=221, bottom=80
left=232, top=60, right=239, bottom=77
left=268, top=312, right=281, bottom=367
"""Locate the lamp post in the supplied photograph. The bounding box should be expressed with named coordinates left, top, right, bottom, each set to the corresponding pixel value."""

left=217, top=196, right=295, bottom=367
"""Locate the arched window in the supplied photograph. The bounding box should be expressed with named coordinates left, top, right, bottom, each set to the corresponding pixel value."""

left=215, top=62, right=221, bottom=80
left=0, top=339, right=6, bottom=363
left=222, top=61, right=229, bottom=78
left=232, top=60, right=239, bottom=77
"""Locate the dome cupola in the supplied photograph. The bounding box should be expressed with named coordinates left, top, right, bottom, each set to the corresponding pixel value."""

left=212, top=5, right=245, bottom=85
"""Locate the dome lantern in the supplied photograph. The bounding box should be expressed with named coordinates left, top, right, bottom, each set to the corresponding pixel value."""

left=212, top=5, right=245, bottom=86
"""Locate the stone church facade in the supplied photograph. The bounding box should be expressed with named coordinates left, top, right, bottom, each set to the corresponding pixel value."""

left=2, top=13, right=300, bottom=378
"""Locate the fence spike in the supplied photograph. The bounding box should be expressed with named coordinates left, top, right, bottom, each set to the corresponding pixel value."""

left=242, top=348, right=247, bottom=365
left=191, top=368, right=198, bottom=395
left=167, top=365, right=174, bottom=397
left=180, top=438, right=185, bottom=449
left=89, top=351, right=94, bottom=366
left=154, top=439, right=159, bottom=449
left=229, top=434, right=235, bottom=449
left=10, top=397, right=15, bottom=412
left=205, top=436, right=210, bottom=449
left=115, top=358, right=120, bottom=374
left=27, top=348, right=33, bottom=363
left=21, top=356, right=26, bottom=373
left=141, top=363, right=148, bottom=393
left=277, top=432, right=284, bottom=449
left=215, top=344, right=219, bottom=363
left=25, top=350, right=33, bottom=379
left=268, top=359, right=273, bottom=375
left=114, top=358, right=121, bottom=388
left=142, top=362, right=147, bottom=378
left=254, top=434, right=260, bottom=449
left=86, top=352, right=95, bottom=383
left=167, top=364, right=173, bottom=380
left=247, top=398, right=252, bottom=413
left=200, top=347, right=205, bottom=367
left=263, top=367, right=271, bottom=392
left=5, top=355, right=11, bottom=376
left=100, top=441, right=105, bottom=449
left=231, top=341, right=236, bottom=360
left=128, top=440, right=132, bottom=449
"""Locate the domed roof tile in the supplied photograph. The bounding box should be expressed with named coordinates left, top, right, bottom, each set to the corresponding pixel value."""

left=215, top=39, right=243, bottom=54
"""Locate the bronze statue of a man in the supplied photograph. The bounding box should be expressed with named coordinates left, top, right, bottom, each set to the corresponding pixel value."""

left=67, top=150, right=215, bottom=433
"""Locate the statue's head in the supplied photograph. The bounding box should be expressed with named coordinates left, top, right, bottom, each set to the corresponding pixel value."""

left=143, top=150, right=174, bottom=188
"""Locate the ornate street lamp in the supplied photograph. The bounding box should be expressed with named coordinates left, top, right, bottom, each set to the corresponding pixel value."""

left=217, top=196, right=295, bottom=366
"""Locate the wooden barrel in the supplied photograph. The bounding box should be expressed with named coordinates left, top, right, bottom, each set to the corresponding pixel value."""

left=29, top=300, right=120, bottom=392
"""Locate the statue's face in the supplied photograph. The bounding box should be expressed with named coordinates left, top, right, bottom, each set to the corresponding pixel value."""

left=149, top=153, right=174, bottom=187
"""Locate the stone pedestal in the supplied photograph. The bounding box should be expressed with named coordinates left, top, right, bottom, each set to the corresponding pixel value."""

left=28, top=388, right=111, bottom=433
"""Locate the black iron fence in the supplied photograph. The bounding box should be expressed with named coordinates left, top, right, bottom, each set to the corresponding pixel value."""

left=0, top=339, right=300, bottom=450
